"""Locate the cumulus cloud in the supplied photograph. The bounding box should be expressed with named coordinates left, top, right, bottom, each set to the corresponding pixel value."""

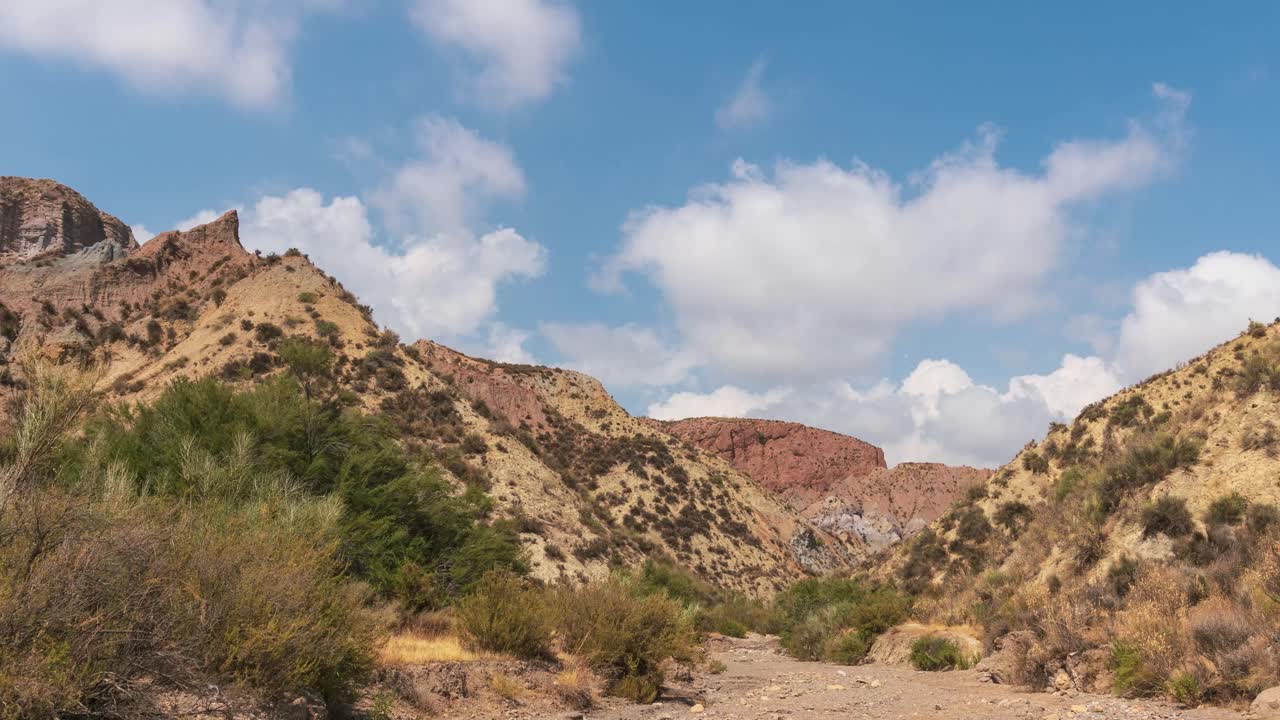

left=227, top=189, right=546, bottom=340
left=1113, top=251, right=1280, bottom=380
left=716, top=58, right=771, bottom=129
left=0, top=0, right=339, bottom=108
left=130, top=224, right=155, bottom=244
left=410, top=0, right=580, bottom=108
left=543, top=323, right=697, bottom=387
left=369, top=116, right=526, bottom=237
left=648, top=386, right=791, bottom=421
left=646, top=353, right=1111, bottom=467
left=642, top=248, right=1280, bottom=467
left=482, top=323, right=537, bottom=364
left=601, top=85, right=1187, bottom=384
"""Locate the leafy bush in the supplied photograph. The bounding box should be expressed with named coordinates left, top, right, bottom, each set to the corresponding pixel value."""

left=1022, top=451, right=1049, bottom=475
left=1247, top=503, right=1280, bottom=534
left=994, top=500, right=1033, bottom=535
left=456, top=571, right=552, bottom=659
left=1095, top=434, right=1201, bottom=515
left=297, top=291, right=319, bottom=304
left=909, top=637, right=970, bottom=671
left=1141, top=496, right=1193, bottom=538
left=0, top=362, right=385, bottom=714
left=1205, top=492, right=1248, bottom=526
left=552, top=577, right=698, bottom=703
left=775, top=578, right=908, bottom=664
left=62, top=374, right=524, bottom=609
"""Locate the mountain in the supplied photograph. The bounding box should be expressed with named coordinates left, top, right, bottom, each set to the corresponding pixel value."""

left=881, top=318, right=1280, bottom=698
left=655, top=417, right=990, bottom=553
left=0, top=177, right=850, bottom=595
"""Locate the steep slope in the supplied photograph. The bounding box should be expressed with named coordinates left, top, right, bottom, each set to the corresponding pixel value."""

left=882, top=319, right=1280, bottom=700
left=655, top=417, right=988, bottom=554
left=0, top=177, right=847, bottom=596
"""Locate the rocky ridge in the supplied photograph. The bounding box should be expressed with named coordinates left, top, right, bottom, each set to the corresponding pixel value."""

left=656, top=417, right=989, bottom=554
left=0, top=176, right=848, bottom=596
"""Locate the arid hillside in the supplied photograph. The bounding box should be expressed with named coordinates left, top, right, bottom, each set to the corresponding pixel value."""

left=881, top=318, right=1280, bottom=703
left=0, top=177, right=848, bottom=596
left=656, top=416, right=989, bottom=554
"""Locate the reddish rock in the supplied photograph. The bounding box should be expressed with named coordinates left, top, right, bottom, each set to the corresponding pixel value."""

left=0, top=176, right=136, bottom=264
left=657, top=417, right=886, bottom=504
left=656, top=417, right=989, bottom=551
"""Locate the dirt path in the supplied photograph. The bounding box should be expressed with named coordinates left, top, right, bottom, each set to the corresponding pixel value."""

left=590, top=635, right=1246, bottom=720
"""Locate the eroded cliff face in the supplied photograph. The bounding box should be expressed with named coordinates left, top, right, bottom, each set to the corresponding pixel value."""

left=0, top=176, right=136, bottom=264
left=656, top=417, right=888, bottom=502
left=654, top=417, right=989, bottom=555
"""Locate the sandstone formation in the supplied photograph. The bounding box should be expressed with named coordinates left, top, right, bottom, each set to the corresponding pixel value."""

left=1, top=176, right=136, bottom=264
left=655, top=417, right=989, bottom=554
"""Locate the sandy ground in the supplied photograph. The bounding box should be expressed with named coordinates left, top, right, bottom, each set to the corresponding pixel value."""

left=579, top=635, right=1246, bottom=720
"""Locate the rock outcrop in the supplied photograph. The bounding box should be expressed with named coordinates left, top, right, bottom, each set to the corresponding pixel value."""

left=656, top=417, right=887, bottom=504
left=0, top=176, right=136, bottom=264
left=655, top=417, right=989, bottom=555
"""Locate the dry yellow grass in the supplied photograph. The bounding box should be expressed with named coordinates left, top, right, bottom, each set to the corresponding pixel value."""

left=489, top=673, right=526, bottom=701
left=378, top=633, right=492, bottom=665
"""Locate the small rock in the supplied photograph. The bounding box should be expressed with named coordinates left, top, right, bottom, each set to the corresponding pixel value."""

left=689, top=704, right=704, bottom=714
left=826, top=684, right=846, bottom=691
left=1255, top=687, right=1280, bottom=719
left=1070, top=704, right=1088, bottom=714
left=869, top=679, right=881, bottom=688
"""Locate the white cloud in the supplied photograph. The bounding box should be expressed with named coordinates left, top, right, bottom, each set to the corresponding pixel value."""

left=176, top=209, right=223, bottom=232
left=1113, top=251, right=1280, bottom=380
left=130, top=224, right=154, bottom=244
left=369, top=115, right=526, bottom=237
left=647, top=352, right=1109, bottom=468
left=648, top=385, right=791, bottom=421
left=716, top=58, right=771, bottom=129
left=410, top=0, right=580, bottom=108
left=601, top=86, right=1187, bottom=384
left=543, top=323, right=697, bottom=387
left=0, top=0, right=339, bottom=108
left=236, top=189, right=544, bottom=340
left=482, top=323, right=537, bottom=364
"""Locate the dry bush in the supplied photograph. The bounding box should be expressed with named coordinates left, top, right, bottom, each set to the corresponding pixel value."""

left=552, top=577, right=698, bottom=703
left=488, top=673, right=525, bottom=702
left=1113, top=566, right=1192, bottom=696
left=455, top=571, right=553, bottom=659
left=551, top=660, right=595, bottom=711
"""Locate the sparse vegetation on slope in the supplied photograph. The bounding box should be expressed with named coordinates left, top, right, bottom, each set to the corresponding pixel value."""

left=889, top=320, right=1280, bottom=706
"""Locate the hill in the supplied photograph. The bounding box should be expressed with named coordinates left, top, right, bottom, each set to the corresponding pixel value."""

left=881, top=317, right=1280, bottom=702
left=0, top=176, right=847, bottom=596
left=655, top=417, right=990, bottom=553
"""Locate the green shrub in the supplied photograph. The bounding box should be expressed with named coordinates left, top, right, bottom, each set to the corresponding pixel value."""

left=1141, top=496, right=1194, bottom=538
left=1107, top=556, right=1141, bottom=597
left=823, top=630, right=870, bottom=665
left=776, top=578, right=907, bottom=662
left=552, top=577, right=698, bottom=702
left=1054, top=466, right=1086, bottom=503
left=456, top=571, right=552, bottom=659
left=297, top=291, right=319, bottom=304
left=1095, top=434, right=1201, bottom=515
left=994, top=500, right=1033, bottom=535
left=1247, top=503, right=1280, bottom=534
left=1022, top=451, right=1050, bottom=475
left=909, top=637, right=970, bottom=671
left=1112, top=641, right=1158, bottom=696
left=1205, top=492, right=1248, bottom=526
left=1167, top=672, right=1203, bottom=707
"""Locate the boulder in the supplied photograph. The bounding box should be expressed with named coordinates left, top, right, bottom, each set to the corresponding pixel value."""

left=1254, top=687, right=1280, bottom=719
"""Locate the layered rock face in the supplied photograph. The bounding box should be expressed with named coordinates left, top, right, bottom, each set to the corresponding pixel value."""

left=656, top=417, right=887, bottom=503
left=0, top=176, right=136, bottom=264
left=656, top=417, right=989, bottom=554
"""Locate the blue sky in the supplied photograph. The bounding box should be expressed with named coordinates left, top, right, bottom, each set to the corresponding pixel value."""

left=3, top=1, right=1279, bottom=466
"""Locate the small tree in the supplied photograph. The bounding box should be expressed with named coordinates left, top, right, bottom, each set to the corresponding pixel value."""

left=278, top=336, right=333, bottom=400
